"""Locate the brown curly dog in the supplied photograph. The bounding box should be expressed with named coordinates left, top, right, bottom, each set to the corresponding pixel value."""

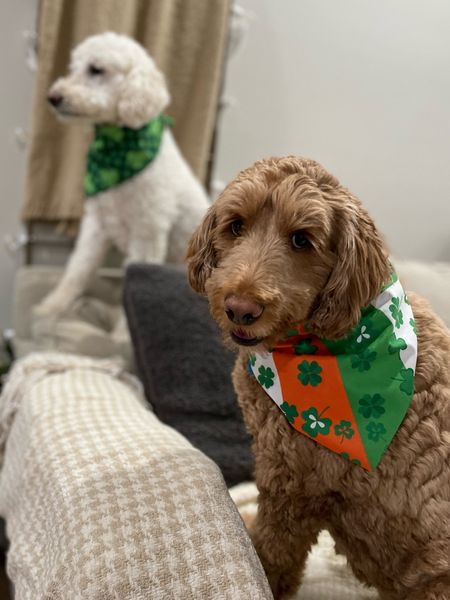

left=187, top=156, right=450, bottom=600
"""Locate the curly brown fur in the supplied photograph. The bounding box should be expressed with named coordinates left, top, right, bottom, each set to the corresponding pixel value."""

left=187, top=156, right=450, bottom=600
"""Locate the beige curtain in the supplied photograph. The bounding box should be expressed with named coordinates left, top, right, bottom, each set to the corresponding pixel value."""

left=22, top=0, right=230, bottom=223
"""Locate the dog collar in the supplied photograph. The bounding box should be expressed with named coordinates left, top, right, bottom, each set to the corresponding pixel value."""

left=83, top=114, right=172, bottom=197
left=248, top=274, right=417, bottom=471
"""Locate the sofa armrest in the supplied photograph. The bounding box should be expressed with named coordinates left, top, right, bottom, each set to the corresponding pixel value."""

left=0, top=353, right=272, bottom=599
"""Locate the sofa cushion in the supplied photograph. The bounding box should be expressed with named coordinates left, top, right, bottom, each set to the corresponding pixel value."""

left=123, top=263, right=254, bottom=487
left=394, top=259, right=450, bottom=327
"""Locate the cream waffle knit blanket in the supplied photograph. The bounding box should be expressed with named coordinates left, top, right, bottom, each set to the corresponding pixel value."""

left=0, top=353, right=272, bottom=600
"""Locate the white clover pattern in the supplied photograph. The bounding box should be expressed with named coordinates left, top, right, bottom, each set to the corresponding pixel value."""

left=356, top=325, right=371, bottom=344
left=309, top=415, right=327, bottom=430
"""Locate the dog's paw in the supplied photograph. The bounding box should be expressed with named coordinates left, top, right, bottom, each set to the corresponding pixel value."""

left=34, top=292, right=69, bottom=318
left=265, top=569, right=300, bottom=600
left=31, top=294, right=71, bottom=342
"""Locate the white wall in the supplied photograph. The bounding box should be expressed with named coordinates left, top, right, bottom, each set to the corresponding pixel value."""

left=0, top=1, right=449, bottom=329
left=215, top=0, right=450, bottom=261
left=0, top=1, right=36, bottom=330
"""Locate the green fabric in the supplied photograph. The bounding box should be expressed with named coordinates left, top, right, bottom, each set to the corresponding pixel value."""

left=249, top=276, right=418, bottom=470
left=321, top=302, right=415, bottom=468
left=84, top=115, right=172, bottom=197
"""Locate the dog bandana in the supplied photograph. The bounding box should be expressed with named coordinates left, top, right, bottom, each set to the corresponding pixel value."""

left=84, top=114, right=172, bottom=197
left=249, top=274, right=417, bottom=470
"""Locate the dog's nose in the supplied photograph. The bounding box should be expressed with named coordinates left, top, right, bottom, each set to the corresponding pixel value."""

left=47, top=94, right=63, bottom=108
left=224, top=295, right=264, bottom=325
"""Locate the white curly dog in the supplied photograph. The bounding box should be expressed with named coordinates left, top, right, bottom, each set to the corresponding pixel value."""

left=38, top=32, right=209, bottom=318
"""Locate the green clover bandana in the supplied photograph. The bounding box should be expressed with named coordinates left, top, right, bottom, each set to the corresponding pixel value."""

left=249, top=274, right=418, bottom=470
left=83, top=114, right=172, bottom=197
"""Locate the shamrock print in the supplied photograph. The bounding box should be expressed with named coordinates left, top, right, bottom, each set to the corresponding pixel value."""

left=409, top=318, right=416, bottom=334
left=126, top=150, right=149, bottom=169
left=334, top=420, right=355, bottom=442
left=301, top=407, right=332, bottom=438
left=388, top=336, right=407, bottom=354
left=247, top=354, right=256, bottom=376
left=84, top=173, right=96, bottom=196
left=283, top=328, right=299, bottom=339
left=99, top=168, right=120, bottom=187
left=280, top=402, right=299, bottom=424
left=294, top=339, right=318, bottom=355
left=257, top=366, right=275, bottom=389
left=356, top=325, right=371, bottom=344
left=341, top=452, right=362, bottom=466
left=148, top=118, right=163, bottom=136
left=297, top=360, right=323, bottom=387
left=392, top=368, right=414, bottom=395
left=366, top=422, right=387, bottom=442
left=381, top=271, right=399, bottom=291
left=358, top=394, right=386, bottom=419
left=350, top=349, right=377, bottom=372
left=98, top=125, right=125, bottom=142
left=91, top=138, right=105, bottom=152
left=389, top=297, right=403, bottom=329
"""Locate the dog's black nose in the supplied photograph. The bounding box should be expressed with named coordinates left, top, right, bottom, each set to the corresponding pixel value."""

left=47, top=94, right=63, bottom=108
left=224, top=295, right=264, bottom=325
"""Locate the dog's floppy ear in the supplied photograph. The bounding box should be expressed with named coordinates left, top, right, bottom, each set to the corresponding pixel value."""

left=309, top=197, right=390, bottom=340
left=186, top=204, right=217, bottom=294
left=118, top=57, right=170, bottom=128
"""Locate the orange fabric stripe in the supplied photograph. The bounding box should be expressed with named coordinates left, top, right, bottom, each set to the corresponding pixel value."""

left=272, top=338, right=371, bottom=469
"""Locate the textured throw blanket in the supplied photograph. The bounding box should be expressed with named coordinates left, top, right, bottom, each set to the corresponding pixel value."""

left=0, top=353, right=271, bottom=600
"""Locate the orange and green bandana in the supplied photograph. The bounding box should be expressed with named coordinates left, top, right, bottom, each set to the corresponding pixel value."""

left=84, top=114, right=172, bottom=197
left=248, top=274, right=417, bottom=470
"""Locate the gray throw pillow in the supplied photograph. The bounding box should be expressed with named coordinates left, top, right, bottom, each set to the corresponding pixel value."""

left=123, top=263, right=254, bottom=486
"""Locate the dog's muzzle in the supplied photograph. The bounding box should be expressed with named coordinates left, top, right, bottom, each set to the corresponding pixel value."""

left=224, top=295, right=264, bottom=326
left=223, top=295, right=265, bottom=346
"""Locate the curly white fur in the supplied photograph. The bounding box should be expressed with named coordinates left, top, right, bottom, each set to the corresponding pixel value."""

left=38, top=32, right=209, bottom=317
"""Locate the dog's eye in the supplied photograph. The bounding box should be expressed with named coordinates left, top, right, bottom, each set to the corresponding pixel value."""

left=291, top=231, right=310, bottom=250
left=230, top=219, right=243, bottom=237
left=88, top=64, right=105, bottom=76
